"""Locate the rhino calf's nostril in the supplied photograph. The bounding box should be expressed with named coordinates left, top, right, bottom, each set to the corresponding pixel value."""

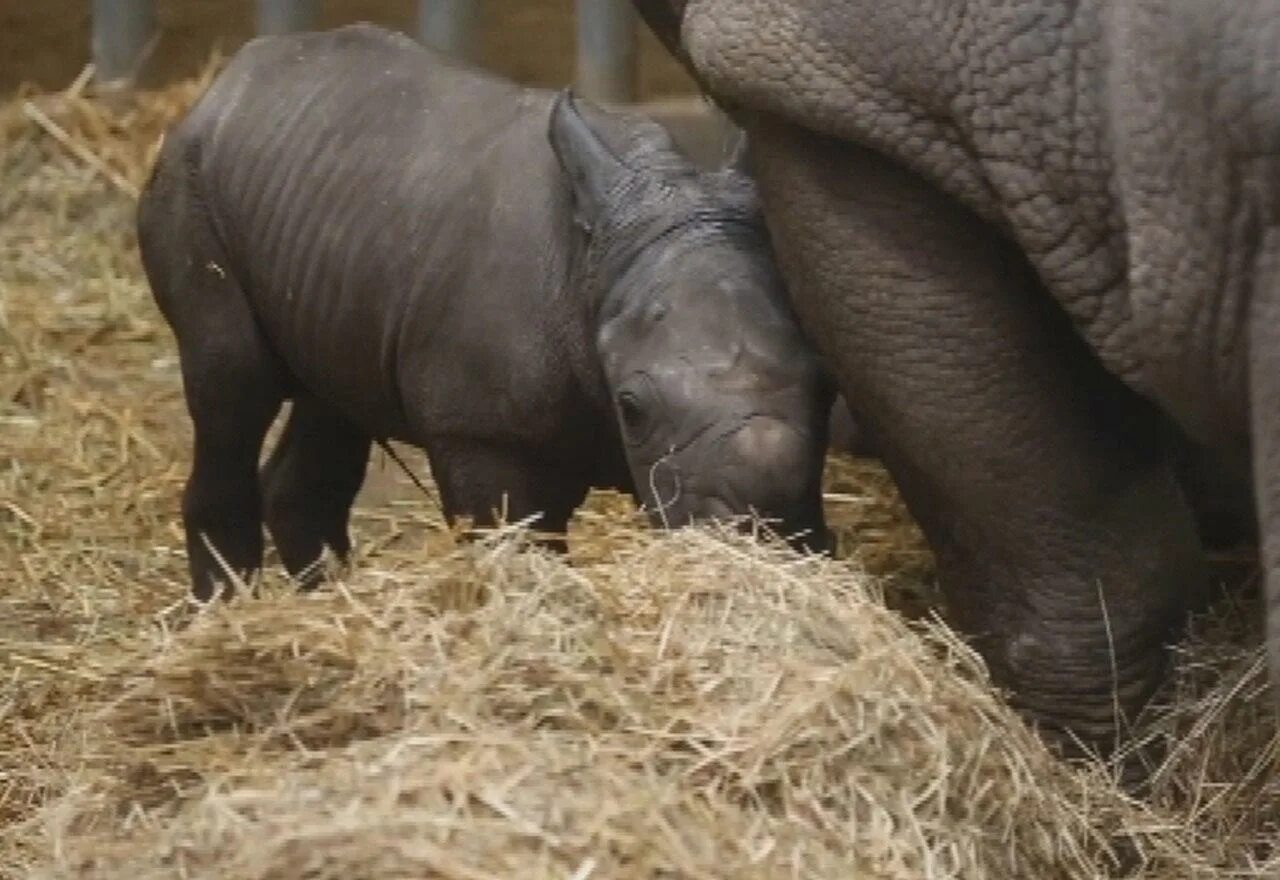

left=729, top=417, right=802, bottom=465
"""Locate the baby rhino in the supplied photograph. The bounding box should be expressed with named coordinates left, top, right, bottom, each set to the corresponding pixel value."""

left=138, top=24, right=834, bottom=600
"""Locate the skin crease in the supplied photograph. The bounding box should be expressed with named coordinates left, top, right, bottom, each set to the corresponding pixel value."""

left=136, top=24, right=833, bottom=601
left=631, top=0, right=1280, bottom=757
left=826, top=394, right=871, bottom=458
left=829, top=398, right=1259, bottom=552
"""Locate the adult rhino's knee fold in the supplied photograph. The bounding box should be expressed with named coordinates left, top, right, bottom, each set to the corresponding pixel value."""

left=955, top=485, right=1202, bottom=749
left=997, top=624, right=1170, bottom=722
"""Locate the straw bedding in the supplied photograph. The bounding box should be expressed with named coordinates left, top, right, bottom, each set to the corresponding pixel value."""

left=0, top=69, right=1277, bottom=879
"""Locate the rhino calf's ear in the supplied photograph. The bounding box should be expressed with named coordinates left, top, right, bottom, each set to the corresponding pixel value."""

left=548, top=88, right=629, bottom=233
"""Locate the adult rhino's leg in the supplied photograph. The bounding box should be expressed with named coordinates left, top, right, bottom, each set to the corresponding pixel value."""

left=261, top=396, right=372, bottom=589
left=425, top=440, right=591, bottom=552
left=746, top=118, right=1206, bottom=754
left=1249, top=228, right=1280, bottom=707
left=1166, top=433, right=1257, bottom=555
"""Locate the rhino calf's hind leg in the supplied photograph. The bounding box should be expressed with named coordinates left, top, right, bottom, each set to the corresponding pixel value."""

left=137, top=134, right=289, bottom=600
left=176, top=318, right=285, bottom=602
left=261, top=397, right=372, bottom=588
left=426, top=441, right=591, bottom=552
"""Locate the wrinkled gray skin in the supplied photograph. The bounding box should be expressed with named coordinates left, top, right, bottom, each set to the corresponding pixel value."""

left=633, top=0, right=1280, bottom=754
left=137, top=24, right=832, bottom=601
left=827, top=398, right=1257, bottom=553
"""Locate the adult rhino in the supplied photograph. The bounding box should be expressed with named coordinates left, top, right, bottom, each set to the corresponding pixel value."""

left=632, top=0, right=1279, bottom=753
left=138, top=24, right=833, bottom=601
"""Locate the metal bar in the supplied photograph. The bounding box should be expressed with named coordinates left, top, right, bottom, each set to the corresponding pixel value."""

left=256, top=0, right=321, bottom=35
left=417, top=0, right=481, bottom=62
left=575, top=0, right=637, bottom=104
left=638, top=98, right=738, bottom=169
left=91, top=0, right=156, bottom=85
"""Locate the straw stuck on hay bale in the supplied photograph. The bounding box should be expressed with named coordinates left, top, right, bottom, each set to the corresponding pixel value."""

left=1, top=68, right=1278, bottom=879
left=3, top=527, right=1134, bottom=878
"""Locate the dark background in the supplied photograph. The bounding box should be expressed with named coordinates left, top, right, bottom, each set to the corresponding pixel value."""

left=0, top=1, right=697, bottom=97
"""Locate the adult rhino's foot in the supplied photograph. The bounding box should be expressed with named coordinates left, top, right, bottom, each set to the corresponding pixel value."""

left=982, top=614, right=1172, bottom=766
left=997, top=633, right=1175, bottom=796
left=943, top=464, right=1206, bottom=772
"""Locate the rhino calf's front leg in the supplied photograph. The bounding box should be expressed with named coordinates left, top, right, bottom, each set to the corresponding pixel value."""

left=425, top=439, right=593, bottom=551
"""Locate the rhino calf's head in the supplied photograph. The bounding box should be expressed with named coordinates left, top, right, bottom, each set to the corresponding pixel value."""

left=549, top=91, right=834, bottom=551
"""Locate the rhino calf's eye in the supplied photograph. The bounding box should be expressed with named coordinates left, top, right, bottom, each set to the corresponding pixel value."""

left=617, top=392, right=646, bottom=432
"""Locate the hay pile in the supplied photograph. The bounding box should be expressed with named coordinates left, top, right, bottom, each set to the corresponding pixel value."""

left=1, top=71, right=1277, bottom=879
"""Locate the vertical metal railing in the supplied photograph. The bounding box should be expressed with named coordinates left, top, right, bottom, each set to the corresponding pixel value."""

left=90, top=0, right=155, bottom=85
left=575, top=0, right=637, bottom=105
left=90, top=1, right=641, bottom=105
left=256, top=0, right=321, bottom=35
left=417, top=0, right=482, bottom=63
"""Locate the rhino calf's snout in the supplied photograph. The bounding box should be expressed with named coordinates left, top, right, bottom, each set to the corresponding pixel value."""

left=726, top=415, right=808, bottom=472
left=715, top=415, right=830, bottom=551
